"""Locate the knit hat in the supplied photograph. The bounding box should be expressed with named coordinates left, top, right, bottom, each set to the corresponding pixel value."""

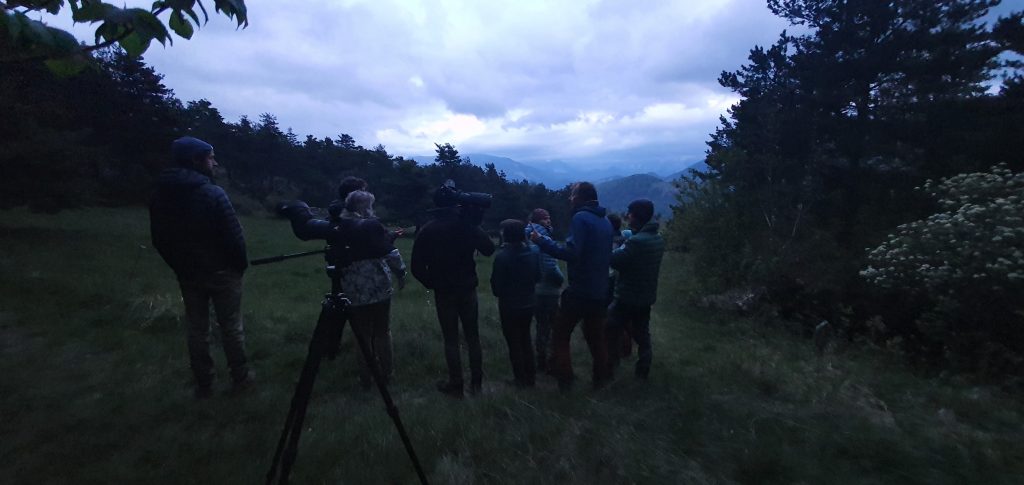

left=530, top=208, right=550, bottom=222
left=171, top=136, right=213, bottom=166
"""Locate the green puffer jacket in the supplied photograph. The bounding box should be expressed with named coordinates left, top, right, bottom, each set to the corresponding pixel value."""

left=609, top=222, right=665, bottom=306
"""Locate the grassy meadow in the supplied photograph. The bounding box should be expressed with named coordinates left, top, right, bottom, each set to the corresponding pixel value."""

left=1, top=207, right=1022, bottom=484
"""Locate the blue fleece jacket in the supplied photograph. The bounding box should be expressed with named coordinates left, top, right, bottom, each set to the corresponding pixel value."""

left=534, top=202, right=613, bottom=301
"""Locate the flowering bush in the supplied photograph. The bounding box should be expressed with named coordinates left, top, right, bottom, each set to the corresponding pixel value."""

left=861, top=165, right=1024, bottom=375
left=862, top=165, right=1024, bottom=292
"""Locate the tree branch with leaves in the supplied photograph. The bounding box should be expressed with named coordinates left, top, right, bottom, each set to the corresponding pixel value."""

left=1, top=0, right=246, bottom=73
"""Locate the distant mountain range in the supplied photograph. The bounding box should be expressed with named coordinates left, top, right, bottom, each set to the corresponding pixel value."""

left=410, top=153, right=707, bottom=187
left=596, top=174, right=679, bottom=219
left=410, top=153, right=710, bottom=220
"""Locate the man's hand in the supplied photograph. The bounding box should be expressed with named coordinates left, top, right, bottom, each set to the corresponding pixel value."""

left=530, top=228, right=542, bottom=242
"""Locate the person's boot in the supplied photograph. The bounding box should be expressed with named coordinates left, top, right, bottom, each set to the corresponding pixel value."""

left=436, top=380, right=464, bottom=398
left=230, top=371, right=256, bottom=395
left=469, top=375, right=482, bottom=396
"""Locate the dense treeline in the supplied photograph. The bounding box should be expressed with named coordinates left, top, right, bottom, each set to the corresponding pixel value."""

left=0, top=43, right=573, bottom=233
left=668, top=0, right=1024, bottom=378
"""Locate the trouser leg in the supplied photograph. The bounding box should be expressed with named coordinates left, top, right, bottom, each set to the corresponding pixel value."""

left=516, top=307, right=536, bottom=384
left=581, top=302, right=610, bottom=383
left=459, top=289, right=483, bottom=386
left=180, top=279, right=214, bottom=388
left=534, top=295, right=557, bottom=370
left=209, top=271, right=249, bottom=382
left=605, top=300, right=625, bottom=371
left=632, top=305, right=653, bottom=377
left=550, top=291, right=580, bottom=385
left=434, top=291, right=463, bottom=385
left=499, top=305, right=522, bottom=382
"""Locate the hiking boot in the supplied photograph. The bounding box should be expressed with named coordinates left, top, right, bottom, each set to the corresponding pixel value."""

left=436, top=380, right=464, bottom=398
left=230, top=371, right=256, bottom=394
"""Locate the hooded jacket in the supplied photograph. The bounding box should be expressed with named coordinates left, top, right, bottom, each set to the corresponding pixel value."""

left=534, top=202, right=613, bottom=301
left=609, top=221, right=665, bottom=306
left=490, top=242, right=541, bottom=309
left=150, top=167, right=248, bottom=279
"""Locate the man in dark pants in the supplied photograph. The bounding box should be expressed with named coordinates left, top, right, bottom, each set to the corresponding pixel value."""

left=150, top=136, right=252, bottom=399
left=411, top=196, right=495, bottom=397
left=530, top=182, right=613, bottom=390
left=607, top=199, right=665, bottom=379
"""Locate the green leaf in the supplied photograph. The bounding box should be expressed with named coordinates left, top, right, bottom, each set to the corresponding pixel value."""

left=183, top=7, right=202, bottom=26
left=128, top=8, right=171, bottom=45
left=213, top=0, right=248, bottom=28
left=44, top=55, right=91, bottom=77
left=168, top=10, right=193, bottom=39
left=118, top=31, right=151, bottom=57
left=41, top=0, right=64, bottom=15
left=72, top=0, right=114, bottom=23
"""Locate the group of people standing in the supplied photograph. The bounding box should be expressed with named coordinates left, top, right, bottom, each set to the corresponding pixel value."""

left=413, top=181, right=666, bottom=395
left=150, top=136, right=665, bottom=400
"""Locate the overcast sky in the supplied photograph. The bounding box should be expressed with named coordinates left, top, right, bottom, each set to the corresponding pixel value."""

left=54, top=0, right=795, bottom=169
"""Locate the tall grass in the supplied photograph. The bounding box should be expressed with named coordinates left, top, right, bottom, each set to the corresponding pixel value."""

left=1, top=207, right=1022, bottom=484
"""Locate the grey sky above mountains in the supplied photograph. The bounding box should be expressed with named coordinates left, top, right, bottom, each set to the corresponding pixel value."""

left=60, top=1, right=787, bottom=170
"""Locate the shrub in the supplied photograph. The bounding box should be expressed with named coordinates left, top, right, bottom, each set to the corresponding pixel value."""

left=861, top=164, right=1024, bottom=376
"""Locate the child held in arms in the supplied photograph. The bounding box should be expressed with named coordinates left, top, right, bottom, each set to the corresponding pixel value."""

left=491, top=219, right=542, bottom=388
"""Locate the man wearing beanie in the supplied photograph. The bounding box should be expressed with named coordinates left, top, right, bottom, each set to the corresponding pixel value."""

left=150, top=136, right=253, bottom=399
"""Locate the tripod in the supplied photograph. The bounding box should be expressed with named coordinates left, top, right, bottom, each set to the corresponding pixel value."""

left=259, top=250, right=428, bottom=484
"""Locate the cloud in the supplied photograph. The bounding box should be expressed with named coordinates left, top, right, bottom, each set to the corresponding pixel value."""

left=52, top=0, right=789, bottom=170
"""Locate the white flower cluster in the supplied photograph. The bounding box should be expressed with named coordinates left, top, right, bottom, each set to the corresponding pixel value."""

left=861, top=164, right=1024, bottom=293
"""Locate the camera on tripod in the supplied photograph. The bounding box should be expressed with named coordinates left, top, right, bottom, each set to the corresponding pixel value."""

left=254, top=199, right=428, bottom=485
left=433, top=180, right=491, bottom=226
left=433, top=179, right=492, bottom=209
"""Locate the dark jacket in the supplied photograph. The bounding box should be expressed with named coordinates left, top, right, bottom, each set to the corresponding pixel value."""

left=525, top=223, right=564, bottom=296
left=534, top=202, right=613, bottom=301
left=610, top=222, right=665, bottom=306
left=491, top=243, right=541, bottom=309
left=411, top=209, right=496, bottom=291
left=284, top=206, right=395, bottom=265
left=150, top=167, right=247, bottom=279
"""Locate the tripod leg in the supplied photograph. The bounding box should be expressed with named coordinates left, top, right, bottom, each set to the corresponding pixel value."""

left=266, top=298, right=343, bottom=485
left=349, top=316, right=430, bottom=485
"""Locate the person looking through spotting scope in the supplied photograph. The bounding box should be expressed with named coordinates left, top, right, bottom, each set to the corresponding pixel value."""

left=530, top=181, right=613, bottom=391
left=411, top=184, right=496, bottom=397
left=150, top=136, right=253, bottom=399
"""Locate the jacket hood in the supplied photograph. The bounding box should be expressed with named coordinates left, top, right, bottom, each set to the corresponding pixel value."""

left=158, top=167, right=211, bottom=189
left=576, top=202, right=607, bottom=218
left=639, top=221, right=660, bottom=233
